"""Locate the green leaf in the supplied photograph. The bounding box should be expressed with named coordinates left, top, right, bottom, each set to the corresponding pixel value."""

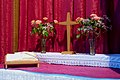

left=76, top=34, right=80, bottom=38
left=77, top=28, right=81, bottom=31
left=42, top=31, right=48, bottom=37
left=31, top=28, right=37, bottom=34
left=39, top=24, right=43, bottom=27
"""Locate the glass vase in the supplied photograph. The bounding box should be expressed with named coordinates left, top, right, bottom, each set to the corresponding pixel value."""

left=89, top=39, right=95, bottom=55
left=41, top=38, right=46, bottom=53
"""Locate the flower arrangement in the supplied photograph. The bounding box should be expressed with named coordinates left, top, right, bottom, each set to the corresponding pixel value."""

left=76, top=14, right=111, bottom=39
left=31, top=17, right=58, bottom=38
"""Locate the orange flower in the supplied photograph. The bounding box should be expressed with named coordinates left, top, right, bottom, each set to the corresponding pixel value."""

left=54, top=20, right=58, bottom=24
left=90, top=14, right=97, bottom=17
left=80, top=18, right=84, bottom=21
left=76, top=17, right=80, bottom=21
left=31, top=20, right=35, bottom=25
left=36, top=20, right=42, bottom=24
left=43, top=17, right=48, bottom=21
left=76, top=17, right=84, bottom=22
left=93, top=16, right=101, bottom=20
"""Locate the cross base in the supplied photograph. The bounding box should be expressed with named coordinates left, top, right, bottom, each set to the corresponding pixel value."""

left=61, top=51, right=75, bottom=54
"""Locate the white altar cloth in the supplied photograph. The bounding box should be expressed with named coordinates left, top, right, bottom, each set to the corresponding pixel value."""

left=14, top=52, right=120, bottom=68
left=35, top=52, right=120, bottom=68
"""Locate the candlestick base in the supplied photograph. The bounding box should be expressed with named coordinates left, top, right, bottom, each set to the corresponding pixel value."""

left=61, top=51, right=75, bottom=54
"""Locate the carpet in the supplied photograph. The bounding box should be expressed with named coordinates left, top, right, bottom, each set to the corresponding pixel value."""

left=11, top=63, right=120, bottom=79
left=0, top=69, right=120, bottom=80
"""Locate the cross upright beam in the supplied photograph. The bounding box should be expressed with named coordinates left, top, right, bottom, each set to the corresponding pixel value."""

left=59, top=12, right=78, bottom=54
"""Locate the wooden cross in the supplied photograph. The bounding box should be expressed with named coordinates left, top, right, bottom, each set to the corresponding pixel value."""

left=59, top=12, right=78, bottom=54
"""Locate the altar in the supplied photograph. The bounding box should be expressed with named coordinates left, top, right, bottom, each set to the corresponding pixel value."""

left=35, top=52, right=120, bottom=68
left=7, top=52, right=120, bottom=69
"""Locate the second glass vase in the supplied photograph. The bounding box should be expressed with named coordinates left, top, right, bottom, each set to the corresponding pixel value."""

left=89, top=39, right=95, bottom=55
left=41, top=38, right=46, bottom=53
